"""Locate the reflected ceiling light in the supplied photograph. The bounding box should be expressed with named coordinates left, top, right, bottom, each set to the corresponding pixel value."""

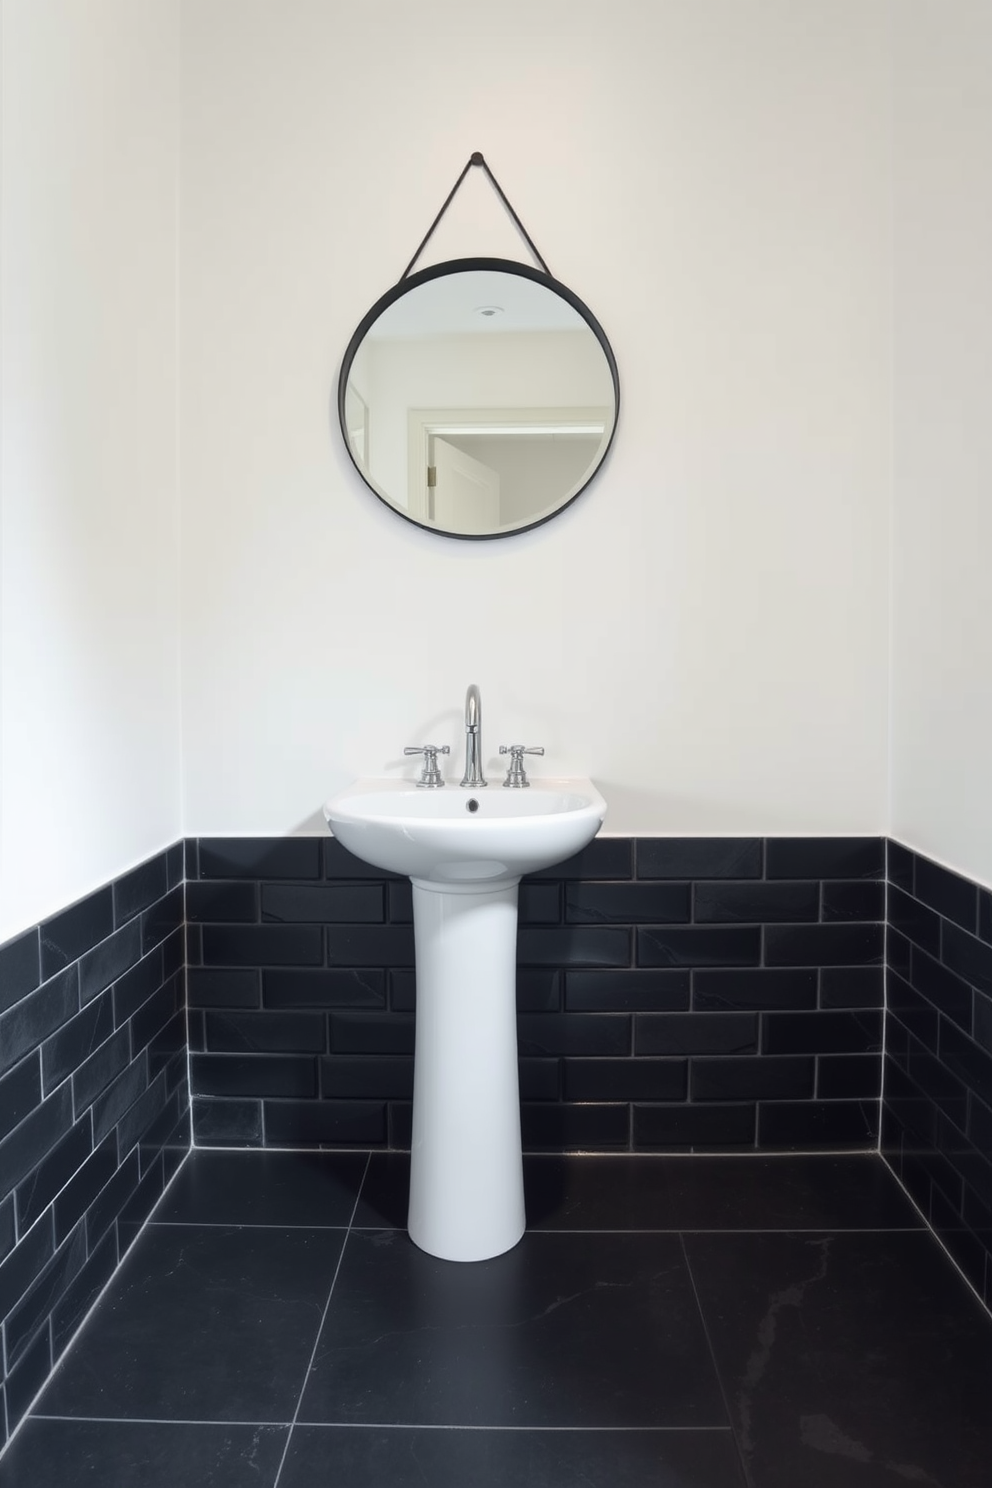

left=475, top=305, right=504, bottom=319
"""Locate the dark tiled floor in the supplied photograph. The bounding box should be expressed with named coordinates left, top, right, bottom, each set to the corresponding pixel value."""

left=2, top=1150, right=992, bottom=1487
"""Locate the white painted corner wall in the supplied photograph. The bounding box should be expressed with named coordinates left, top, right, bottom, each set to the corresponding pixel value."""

left=2, top=0, right=991, bottom=945
left=0, top=1, right=182, bottom=941
left=890, top=0, right=992, bottom=891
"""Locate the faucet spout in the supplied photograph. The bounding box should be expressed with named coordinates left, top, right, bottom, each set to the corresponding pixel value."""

left=460, top=684, right=487, bottom=787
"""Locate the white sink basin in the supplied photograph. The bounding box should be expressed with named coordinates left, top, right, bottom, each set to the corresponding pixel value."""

left=324, top=776, right=606, bottom=885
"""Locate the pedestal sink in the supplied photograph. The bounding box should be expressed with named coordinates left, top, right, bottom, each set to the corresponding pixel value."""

left=323, top=776, right=607, bottom=1262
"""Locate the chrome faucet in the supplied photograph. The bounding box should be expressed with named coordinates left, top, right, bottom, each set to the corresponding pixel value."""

left=460, top=684, right=487, bottom=787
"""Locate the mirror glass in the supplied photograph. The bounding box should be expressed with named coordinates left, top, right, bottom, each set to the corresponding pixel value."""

left=338, top=258, right=619, bottom=539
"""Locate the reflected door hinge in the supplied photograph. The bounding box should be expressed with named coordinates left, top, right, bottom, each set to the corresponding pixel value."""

left=427, top=465, right=437, bottom=488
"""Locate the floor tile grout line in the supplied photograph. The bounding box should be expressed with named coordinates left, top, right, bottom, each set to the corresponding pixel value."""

left=28, top=1414, right=737, bottom=1434
left=679, top=1232, right=754, bottom=1488
left=271, top=1150, right=372, bottom=1488
left=878, top=1151, right=992, bottom=1323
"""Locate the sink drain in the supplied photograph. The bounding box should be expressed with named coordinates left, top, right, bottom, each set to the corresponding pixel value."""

left=466, top=798, right=480, bottom=813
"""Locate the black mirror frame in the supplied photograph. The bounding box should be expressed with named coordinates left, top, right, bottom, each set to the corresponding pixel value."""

left=337, top=256, right=620, bottom=540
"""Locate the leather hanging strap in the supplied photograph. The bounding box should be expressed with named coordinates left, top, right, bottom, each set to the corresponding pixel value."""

left=399, top=151, right=552, bottom=281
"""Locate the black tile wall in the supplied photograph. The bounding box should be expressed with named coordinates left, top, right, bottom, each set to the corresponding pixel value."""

left=881, top=843, right=992, bottom=1313
left=0, top=847, right=190, bottom=1447
left=189, top=835, right=885, bottom=1159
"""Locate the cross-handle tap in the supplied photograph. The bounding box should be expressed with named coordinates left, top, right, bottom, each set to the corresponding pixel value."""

left=499, top=744, right=544, bottom=788
left=460, top=684, right=487, bottom=787
left=404, top=744, right=450, bottom=788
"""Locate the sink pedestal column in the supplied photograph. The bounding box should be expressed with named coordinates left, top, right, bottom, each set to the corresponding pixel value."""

left=407, top=878, right=525, bottom=1262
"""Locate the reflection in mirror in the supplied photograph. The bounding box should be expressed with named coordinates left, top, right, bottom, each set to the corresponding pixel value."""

left=338, top=259, right=619, bottom=539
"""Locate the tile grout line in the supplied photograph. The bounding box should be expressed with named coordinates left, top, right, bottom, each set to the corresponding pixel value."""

left=27, top=1412, right=737, bottom=1434
left=270, top=1150, right=371, bottom=1488
left=678, top=1233, right=754, bottom=1488
left=878, top=1150, right=992, bottom=1324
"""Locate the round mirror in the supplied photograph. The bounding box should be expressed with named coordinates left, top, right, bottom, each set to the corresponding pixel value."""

left=338, top=258, right=619, bottom=539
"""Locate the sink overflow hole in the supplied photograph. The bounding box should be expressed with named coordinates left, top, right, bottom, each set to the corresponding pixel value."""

left=466, top=798, right=480, bottom=813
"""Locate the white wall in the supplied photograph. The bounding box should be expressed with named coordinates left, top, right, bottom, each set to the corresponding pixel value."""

left=0, top=0, right=182, bottom=942
left=890, top=1, right=992, bottom=891
left=179, top=0, right=892, bottom=839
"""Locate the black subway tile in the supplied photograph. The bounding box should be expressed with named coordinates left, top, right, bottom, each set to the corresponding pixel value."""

left=263, top=968, right=385, bottom=1009
left=84, top=1149, right=140, bottom=1250
left=113, top=948, right=163, bottom=1025
left=886, top=928, right=913, bottom=982
left=199, top=837, right=321, bottom=880
left=91, top=1059, right=148, bottom=1146
left=762, top=1010, right=882, bottom=1055
left=882, top=1061, right=936, bottom=1148
left=118, top=1157, right=168, bottom=1254
left=149, top=1013, right=187, bottom=1079
left=638, top=926, right=761, bottom=968
left=975, top=992, right=992, bottom=1056
left=695, top=881, right=818, bottom=924
left=942, top=922, right=992, bottom=999
left=526, top=838, right=632, bottom=881
left=907, top=1040, right=968, bottom=1128
left=817, top=1054, right=883, bottom=1100
left=191, top=1097, right=262, bottom=1146
left=0, top=1057, right=42, bottom=1145
left=0, top=1211, right=54, bottom=1320
left=515, top=971, right=560, bottom=1012
left=0, top=930, right=40, bottom=1014
left=693, top=968, right=817, bottom=1012
left=517, top=1013, right=630, bottom=1057
left=519, top=883, right=562, bottom=925
left=563, top=1058, right=686, bottom=1102
left=821, top=880, right=885, bottom=922
left=820, top=967, right=884, bottom=1008
left=0, top=966, right=79, bottom=1078
left=329, top=1012, right=415, bottom=1054
left=185, top=880, right=258, bottom=924
left=0, top=1087, right=73, bottom=1206
left=192, top=1053, right=316, bottom=1099
left=203, top=925, right=323, bottom=967
left=914, top=856, right=978, bottom=933
left=167, top=842, right=184, bottom=890
left=911, top=946, right=973, bottom=1030
left=51, top=1227, right=117, bottom=1356
left=887, top=886, right=941, bottom=958
left=887, top=840, right=915, bottom=892
left=115, top=1072, right=169, bottom=1159
left=53, top=1135, right=118, bottom=1246
left=263, top=1099, right=386, bottom=1146
left=636, top=838, right=761, bottom=880
left=565, top=882, right=690, bottom=924
left=320, top=1056, right=414, bottom=1100
left=41, top=993, right=114, bottom=1096
left=980, top=888, right=992, bottom=945
left=691, top=1055, right=814, bottom=1102
left=390, top=971, right=416, bottom=1011
left=325, top=926, right=414, bottom=967
left=78, top=920, right=142, bottom=1006
left=939, top=1020, right=992, bottom=1098
left=324, top=838, right=400, bottom=880
left=388, top=1102, right=412, bottom=1148
left=130, top=980, right=181, bottom=1056
left=520, top=1103, right=628, bottom=1150
left=40, top=888, right=113, bottom=979
left=15, top=1119, right=92, bottom=1234
left=764, top=923, right=883, bottom=966
left=113, top=855, right=168, bottom=927
left=262, top=883, right=384, bottom=924
left=519, top=1058, right=560, bottom=1100
left=635, top=1011, right=757, bottom=1056
left=517, top=927, right=631, bottom=967
left=633, top=1102, right=756, bottom=1150
left=188, top=968, right=262, bottom=1009
left=565, top=970, right=690, bottom=1012
left=887, top=971, right=939, bottom=1046
left=765, top=837, right=883, bottom=880
left=72, top=1027, right=131, bottom=1113
left=388, top=881, right=413, bottom=923
left=757, top=1099, right=878, bottom=1148
left=204, top=1010, right=326, bottom=1054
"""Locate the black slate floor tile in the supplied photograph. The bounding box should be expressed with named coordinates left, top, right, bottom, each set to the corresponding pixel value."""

left=34, top=1224, right=344, bottom=1422
left=684, top=1229, right=992, bottom=1488
left=0, top=1419, right=288, bottom=1488
left=279, top=1424, right=745, bottom=1488
left=154, top=1149, right=369, bottom=1226
left=297, top=1230, right=727, bottom=1428
left=522, top=1154, right=924, bottom=1231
